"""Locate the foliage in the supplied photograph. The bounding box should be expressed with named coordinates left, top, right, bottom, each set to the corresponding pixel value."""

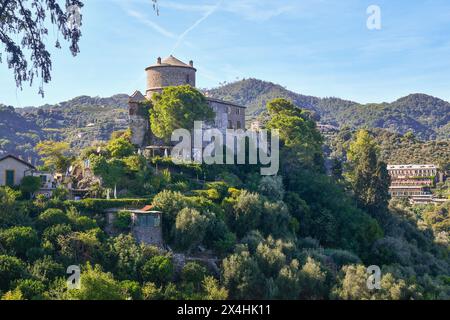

left=174, top=208, right=209, bottom=252
left=106, top=130, right=135, bottom=158
left=150, top=85, right=215, bottom=141
left=67, top=264, right=125, bottom=300
left=113, top=211, right=132, bottom=232
left=20, top=176, right=41, bottom=199
left=140, top=255, right=174, bottom=286
left=35, top=141, right=72, bottom=172
left=346, top=130, right=391, bottom=220
left=0, top=255, right=26, bottom=291
left=0, top=0, right=84, bottom=96
left=0, top=226, right=39, bottom=257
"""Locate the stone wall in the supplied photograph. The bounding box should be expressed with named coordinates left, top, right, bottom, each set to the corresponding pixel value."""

left=146, top=66, right=196, bottom=97
left=207, top=99, right=246, bottom=131
left=129, top=102, right=151, bottom=147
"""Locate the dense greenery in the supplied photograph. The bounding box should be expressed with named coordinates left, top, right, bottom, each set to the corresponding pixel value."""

left=150, top=85, right=215, bottom=141
left=0, top=94, right=448, bottom=300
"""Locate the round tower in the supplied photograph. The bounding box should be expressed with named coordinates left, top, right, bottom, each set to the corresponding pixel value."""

left=145, top=55, right=196, bottom=98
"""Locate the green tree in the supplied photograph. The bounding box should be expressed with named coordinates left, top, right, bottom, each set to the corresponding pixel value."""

left=35, top=141, right=71, bottom=173
left=20, top=176, right=41, bottom=199
left=181, top=262, right=208, bottom=290
left=109, top=234, right=142, bottom=280
left=12, top=279, right=45, bottom=300
left=0, top=255, right=26, bottom=291
left=68, top=264, right=125, bottom=300
left=140, top=255, right=174, bottom=286
left=202, top=276, right=228, bottom=300
left=150, top=85, right=215, bottom=141
left=0, top=226, right=39, bottom=257
left=174, top=208, right=209, bottom=251
left=222, top=250, right=265, bottom=299
left=106, top=130, right=135, bottom=158
left=113, top=211, right=132, bottom=232
left=331, top=265, right=420, bottom=300
left=30, top=256, right=65, bottom=284
left=346, top=130, right=391, bottom=220
left=142, top=282, right=162, bottom=300
left=266, top=98, right=324, bottom=174
left=225, top=190, right=263, bottom=238
left=37, top=208, right=70, bottom=231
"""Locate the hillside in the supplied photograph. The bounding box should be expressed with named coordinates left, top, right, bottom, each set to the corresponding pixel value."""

left=0, top=95, right=129, bottom=160
left=2, top=79, right=450, bottom=160
left=206, top=79, right=450, bottom=140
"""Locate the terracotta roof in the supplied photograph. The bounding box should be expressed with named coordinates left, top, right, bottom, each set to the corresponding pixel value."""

left=162, top=55, right=191, bottom=67
left=146, top=55, right=195, bottom=70
left=129, top=90, right=146, bottom=102
left=140, top=205, right=154, bottom=212
left=0, top=154, right=35, bottom=169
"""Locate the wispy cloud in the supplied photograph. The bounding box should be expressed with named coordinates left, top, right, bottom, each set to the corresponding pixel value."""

left=126, top=8, right=177, bottom=39
left=171, top=0, right=224, bottom=53
left=160, top=0, right=296, bottom=22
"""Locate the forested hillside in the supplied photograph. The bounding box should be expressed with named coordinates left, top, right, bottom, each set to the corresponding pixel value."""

left=0, top=95, right=129, bottom=160
left=327, top=128, right=450, bottom=166
left=0, top=97, right=448, bottom=300
left=2, top=79, right=449, bottom=161
left=206, top=79, right=450, bottom=140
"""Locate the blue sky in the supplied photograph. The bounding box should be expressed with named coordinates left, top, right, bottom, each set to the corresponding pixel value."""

left=2, top=0, right=450, bottom=107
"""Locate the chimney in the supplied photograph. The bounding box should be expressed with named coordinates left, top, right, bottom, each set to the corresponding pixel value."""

left=157, top=57, right=162, bottom=64
left=189, top=60, right=194, bottom=67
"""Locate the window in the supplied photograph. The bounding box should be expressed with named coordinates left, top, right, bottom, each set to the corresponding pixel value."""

left=5, top=170, right=14, bottom=187
left=186, top=74, right=190, bottom=83
left=237, top=121, right=242, bottom=129
left=228, top=120, right=233, bottom=129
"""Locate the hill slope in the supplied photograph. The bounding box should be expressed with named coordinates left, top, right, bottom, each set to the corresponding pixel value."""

left=0, top=95, right=129, bottom=160
left=1, top=80, right=449, bottom=160
left=206, top=79, right=450, bottom=140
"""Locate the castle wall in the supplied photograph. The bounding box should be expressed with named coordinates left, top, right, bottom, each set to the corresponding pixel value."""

left=129, top=102, right=150, bottom=147
left=207, top=99, right=246, bottom=131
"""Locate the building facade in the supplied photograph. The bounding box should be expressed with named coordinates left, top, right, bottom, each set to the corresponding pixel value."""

left=129, top=56, right=246, bottom=148
left=0, top=155, right=35, bottom=186
left=387, top=164, right=441, bottom=198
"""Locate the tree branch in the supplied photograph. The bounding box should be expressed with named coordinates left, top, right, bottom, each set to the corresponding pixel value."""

left=0, top=0, right=12, bottom=20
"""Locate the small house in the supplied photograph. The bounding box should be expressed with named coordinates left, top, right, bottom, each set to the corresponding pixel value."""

left=0, top=154, right=35, bottom=187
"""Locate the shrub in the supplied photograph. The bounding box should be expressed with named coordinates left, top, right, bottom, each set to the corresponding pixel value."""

left=113, top=211, right=132, bottom=231
left=0, top=255, right=26, bottom=291
left=64, top=199, right=148, bottom=214
left=37, top=208, right=70, bottom=230
left=0, top=226, right=39, bottom=257
left=140, top=255, right=174, bottom=286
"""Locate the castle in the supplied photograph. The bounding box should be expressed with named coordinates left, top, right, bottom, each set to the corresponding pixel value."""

left=128, top=56, right=246, bottom=149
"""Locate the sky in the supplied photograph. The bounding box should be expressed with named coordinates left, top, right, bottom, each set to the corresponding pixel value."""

left=2, top=0, right=450, bottom=107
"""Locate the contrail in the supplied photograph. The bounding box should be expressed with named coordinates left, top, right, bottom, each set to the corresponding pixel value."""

left=171, top=0, right=224, bottom=53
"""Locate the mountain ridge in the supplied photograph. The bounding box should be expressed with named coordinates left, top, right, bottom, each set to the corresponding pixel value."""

left=1, top=79, right=449, bottom=160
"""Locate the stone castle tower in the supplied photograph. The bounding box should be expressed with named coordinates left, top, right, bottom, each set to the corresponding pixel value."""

left=145, top=55, right=196, bottom=98
left=129, top=56, right=246, bottom=148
